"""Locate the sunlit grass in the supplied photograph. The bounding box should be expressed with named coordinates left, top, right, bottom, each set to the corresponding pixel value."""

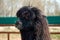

left=51, top=34, right=60, bottom=40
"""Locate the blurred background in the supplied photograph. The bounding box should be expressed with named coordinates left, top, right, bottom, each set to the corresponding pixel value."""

left=0, top=0, right=60, bottom=40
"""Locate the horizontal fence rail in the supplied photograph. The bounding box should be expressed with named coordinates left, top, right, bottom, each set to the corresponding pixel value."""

left=0, top=24, right=60, bottom=26
left=0, top=32, right=60, bottom=34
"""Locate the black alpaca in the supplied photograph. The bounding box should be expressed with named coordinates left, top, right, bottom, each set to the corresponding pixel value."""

left=15, top=6, right=51, bottom=40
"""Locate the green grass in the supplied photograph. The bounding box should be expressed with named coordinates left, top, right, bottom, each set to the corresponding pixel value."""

left=51, top=34, right=60, bottom=40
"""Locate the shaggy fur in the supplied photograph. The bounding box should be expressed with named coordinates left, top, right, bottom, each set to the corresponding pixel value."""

left=15, top=6, right=51, bottom=40
left=31, top=7, right=51, bottom=40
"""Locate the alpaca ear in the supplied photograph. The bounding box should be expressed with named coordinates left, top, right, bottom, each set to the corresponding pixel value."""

left=31, top=7, right=42, bottom=19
